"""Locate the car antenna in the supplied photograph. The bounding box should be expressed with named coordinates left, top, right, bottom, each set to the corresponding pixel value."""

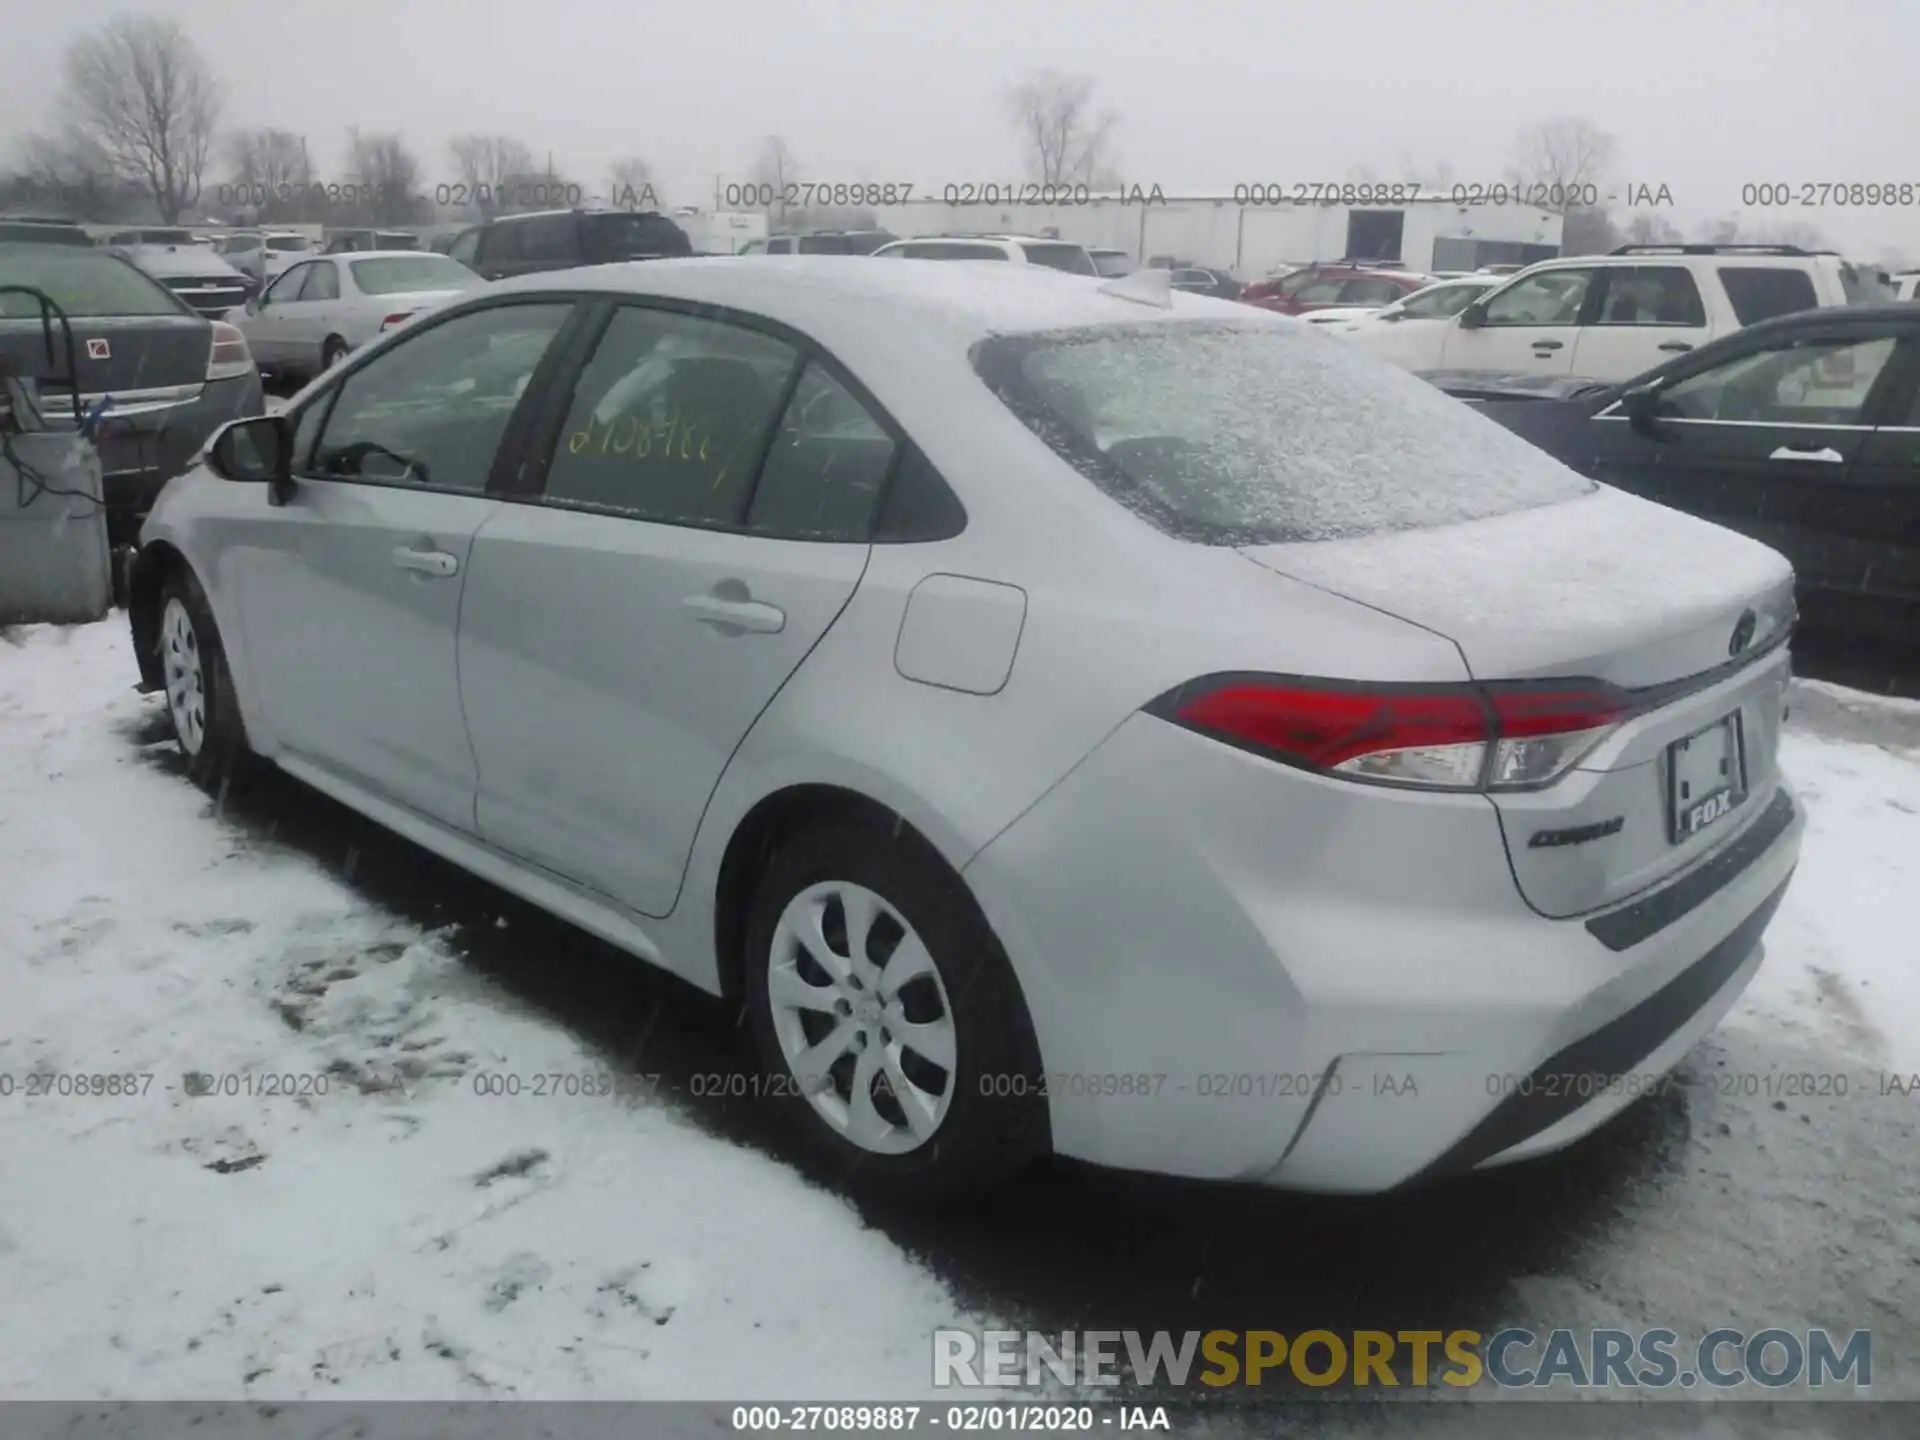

left=1098, top=267, right=1173, bottom=308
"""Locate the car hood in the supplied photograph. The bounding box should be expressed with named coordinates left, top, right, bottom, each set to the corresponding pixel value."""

left=1417, top=370, right=1617, bottom=402
left=118, top=245, right=247, bottom=280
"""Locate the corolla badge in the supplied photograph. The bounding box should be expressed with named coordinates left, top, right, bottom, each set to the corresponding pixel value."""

left=1729, top=608, right=1758, bottom=656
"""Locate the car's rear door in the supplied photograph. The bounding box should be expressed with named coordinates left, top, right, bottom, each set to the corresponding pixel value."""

left=230, top=297, right=581, bottom=829
left=1567, top=265, right=1713, bottom=378
left=1802, top=330, right=1920, bottom=650
left=458, top=299, right=891, bottom=917
left=1623, top=321, right=1912, bottom=626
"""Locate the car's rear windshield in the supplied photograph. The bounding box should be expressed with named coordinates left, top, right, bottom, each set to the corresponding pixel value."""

left=265, top=236, right=311, bottom=253
left=375, top=232, right=421, bottom=249
left=0, top=223, right=93, bottom=247
left=1018, top=243, right=1098, bottom=276
left=583, top=213, right=691, bottom=261
left=350, top=255, right=478, bottom=294
left=1091, top=251, right=1135, bottom=278
left=0, top=245, right=188, bottom=318
left=974, top=320, right=1594, bottom=545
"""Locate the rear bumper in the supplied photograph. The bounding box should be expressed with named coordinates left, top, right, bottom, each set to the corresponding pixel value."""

left=95, top=374, right=263, bottom=545
left=961, top=712, right=1804, bottom=1192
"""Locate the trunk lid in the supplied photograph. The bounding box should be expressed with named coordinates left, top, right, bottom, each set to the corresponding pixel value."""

left=1238, top=486, right=1794, bottom=690
left=1241, top=486, right=1799, bottom=917
left=0, top=314, right=210, bottom=411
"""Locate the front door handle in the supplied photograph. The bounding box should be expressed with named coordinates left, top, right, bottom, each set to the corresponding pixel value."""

left=1767, top=445, right=1843, bottom=464
left=392, top=546, right=459, bottom=577
left=682, top=590, right=786, bottom=635
left=1530, top=339, right=1564, bottom=351
left=1658, top=341, right=1694, bottom=353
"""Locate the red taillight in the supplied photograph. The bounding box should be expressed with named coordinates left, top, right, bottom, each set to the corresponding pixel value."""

left=206, top=320, right=253, bottom=381
left=379, top=311, right=414, bottom=332
left=1151, top=677, right=1629, bottom=791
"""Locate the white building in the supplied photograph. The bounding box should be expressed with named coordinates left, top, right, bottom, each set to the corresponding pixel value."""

left=870, top=191, right=1564, bottom=277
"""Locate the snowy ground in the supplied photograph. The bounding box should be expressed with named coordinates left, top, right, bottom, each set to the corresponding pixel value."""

left=1, top=619, right=1917, bottom=1421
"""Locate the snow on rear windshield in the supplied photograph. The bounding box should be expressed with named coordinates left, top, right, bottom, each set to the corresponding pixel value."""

left=974, top=319, right=1594, bottom=544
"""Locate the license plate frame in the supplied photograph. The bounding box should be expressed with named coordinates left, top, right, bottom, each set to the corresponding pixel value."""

left=1667, top=712, right=1748, bottom=844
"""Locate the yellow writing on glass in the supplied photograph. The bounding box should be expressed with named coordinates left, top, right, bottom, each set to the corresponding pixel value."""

left=566, top=407, right=714, bottom=463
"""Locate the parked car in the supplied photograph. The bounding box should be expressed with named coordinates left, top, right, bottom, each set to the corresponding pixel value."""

left=1165, top=265, right=1242, bottom=301
left=1314, top=273, right=1506, bottom=336
left=1429, top=302, right=1920, bottom=660
left=323, top=229, right=423, bottom=255
left=1348, top=244, right=1892, bottom=382
left=107, top=242, right=254, bottom=319
left=1087, top=247, right=1135, bottom=278
left=127, top=256, right=1802, bottom=1206
left=871, top=234, right=1098, bottom=274
left=218, top=231, right=315, bottom=284
left=228, top=251, right=483, bottom=381
left=1, top=241, right=261, bottom=547
left=0, top=216, right=93, bottom=246
left=740, top=230, right=898, bottom=256
left=448, top=208, right=692, bottom=281
left=1240, top=260, right=1439, bottom=315
left=104, top=228, right=215, bottom=251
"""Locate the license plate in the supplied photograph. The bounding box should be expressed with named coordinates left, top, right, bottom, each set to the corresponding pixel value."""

left=1667, top=714, right=1747, bottom=843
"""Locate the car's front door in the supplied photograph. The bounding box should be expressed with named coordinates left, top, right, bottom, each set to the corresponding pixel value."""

left=231, top=298, right=579, bottom=829
left=1568, top=265, right=1714, bottom=380
left=1603, top=326, right=1911, bottom=622
left=458, top=301, right=889, bottom=916
left=1440, top=265, right=1598, bottom=374
left=268, top=259, right=343, bottom=375
left=245, top=262, right=314, bottom=366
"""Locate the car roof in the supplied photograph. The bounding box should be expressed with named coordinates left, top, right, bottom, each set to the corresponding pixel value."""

left=482, top=254, right=1260, bottom=348
left=333, top=249, right=454, bottom=262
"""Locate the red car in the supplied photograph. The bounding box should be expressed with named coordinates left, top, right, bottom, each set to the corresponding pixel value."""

left=1239, top=261, right=1439, bottom=315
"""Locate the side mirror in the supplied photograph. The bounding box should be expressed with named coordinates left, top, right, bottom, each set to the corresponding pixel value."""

left=207, top=414, right=293, bottom=499
left=1380, top=309, right=1406, bottom=323
left=1457, top=302, right=1487, bottom=330
left=1622, top=383, right=1670, bottom=436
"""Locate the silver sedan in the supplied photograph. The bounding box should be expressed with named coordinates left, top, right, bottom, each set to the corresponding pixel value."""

left=126, top=258, right=1804, bottom=1205
left=228, top=250, right=482, bottom=382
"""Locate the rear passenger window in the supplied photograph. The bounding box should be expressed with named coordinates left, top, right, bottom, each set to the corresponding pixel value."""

left=1594, top=266, right=1704, bottom=326
left=542, top=306, right=798, bottom=526
left=748, top=362, right=897, bottom=541
left=1718, top=268, right=1819, bottom=326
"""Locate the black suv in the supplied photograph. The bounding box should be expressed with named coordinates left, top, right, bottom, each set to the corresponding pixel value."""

left=447, top=208, right=692, bottom=281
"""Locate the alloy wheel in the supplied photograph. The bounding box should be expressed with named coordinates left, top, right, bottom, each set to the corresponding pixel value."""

left=766, top=880, right=957, bottom=1155
left=160, top=597, right=207, bottom=756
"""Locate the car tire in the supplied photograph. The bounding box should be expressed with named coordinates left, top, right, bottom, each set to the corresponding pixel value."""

left=156, top=569, right=255, bottom=797
left=743, top=819, right=1048, bottom=1207
left=322, top=336, right=349, bottom=370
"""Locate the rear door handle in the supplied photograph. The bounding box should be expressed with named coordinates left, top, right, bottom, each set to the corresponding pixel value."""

left=1658, top=341, right=1694, bottom=353
left=682, top=592, right=786, bottom=635
left=1531, top=340, right=1565, bottom=352
left=392, top=546, right=459, bottom=576
left=1768, top=445, right=1843, bottom=463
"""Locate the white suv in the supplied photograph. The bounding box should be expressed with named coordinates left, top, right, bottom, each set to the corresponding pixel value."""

left=1347, top=244, right=1892, bottom=381
left=871, top=234, right=1099, bottom=275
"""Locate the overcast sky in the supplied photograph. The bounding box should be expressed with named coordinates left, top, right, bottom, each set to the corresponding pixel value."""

left=3, top=0, right=1917, bottom=259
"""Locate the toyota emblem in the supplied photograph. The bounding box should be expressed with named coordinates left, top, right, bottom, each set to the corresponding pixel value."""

left=1729, top=609, right=1758, bottom=656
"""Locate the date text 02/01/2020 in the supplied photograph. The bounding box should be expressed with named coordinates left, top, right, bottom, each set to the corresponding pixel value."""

left=211, top=180, right=661, bottom=211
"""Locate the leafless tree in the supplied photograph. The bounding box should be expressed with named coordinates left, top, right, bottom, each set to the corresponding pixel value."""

left=1693, top=214, right=1830, bottom=250
left=750, top=135, right=800, bottom=228
left=49, top=15, right=221, bottom=222
left=1005, top=70, right=1117, bottom=187
left=447, top=133, right=534, bottom=219
left=1509, top=117, right=1617, bottom=212
left=346, top=128, right=425, bottom=226
left=227, top=128, right=311, bottom=219
left=1620, top=211, right=1683, bottom=246
left=608, top=155, right=660, bottom=210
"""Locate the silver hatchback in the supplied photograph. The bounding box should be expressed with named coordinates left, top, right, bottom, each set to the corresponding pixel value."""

left=128, top=258, right=1805, bottom=1205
